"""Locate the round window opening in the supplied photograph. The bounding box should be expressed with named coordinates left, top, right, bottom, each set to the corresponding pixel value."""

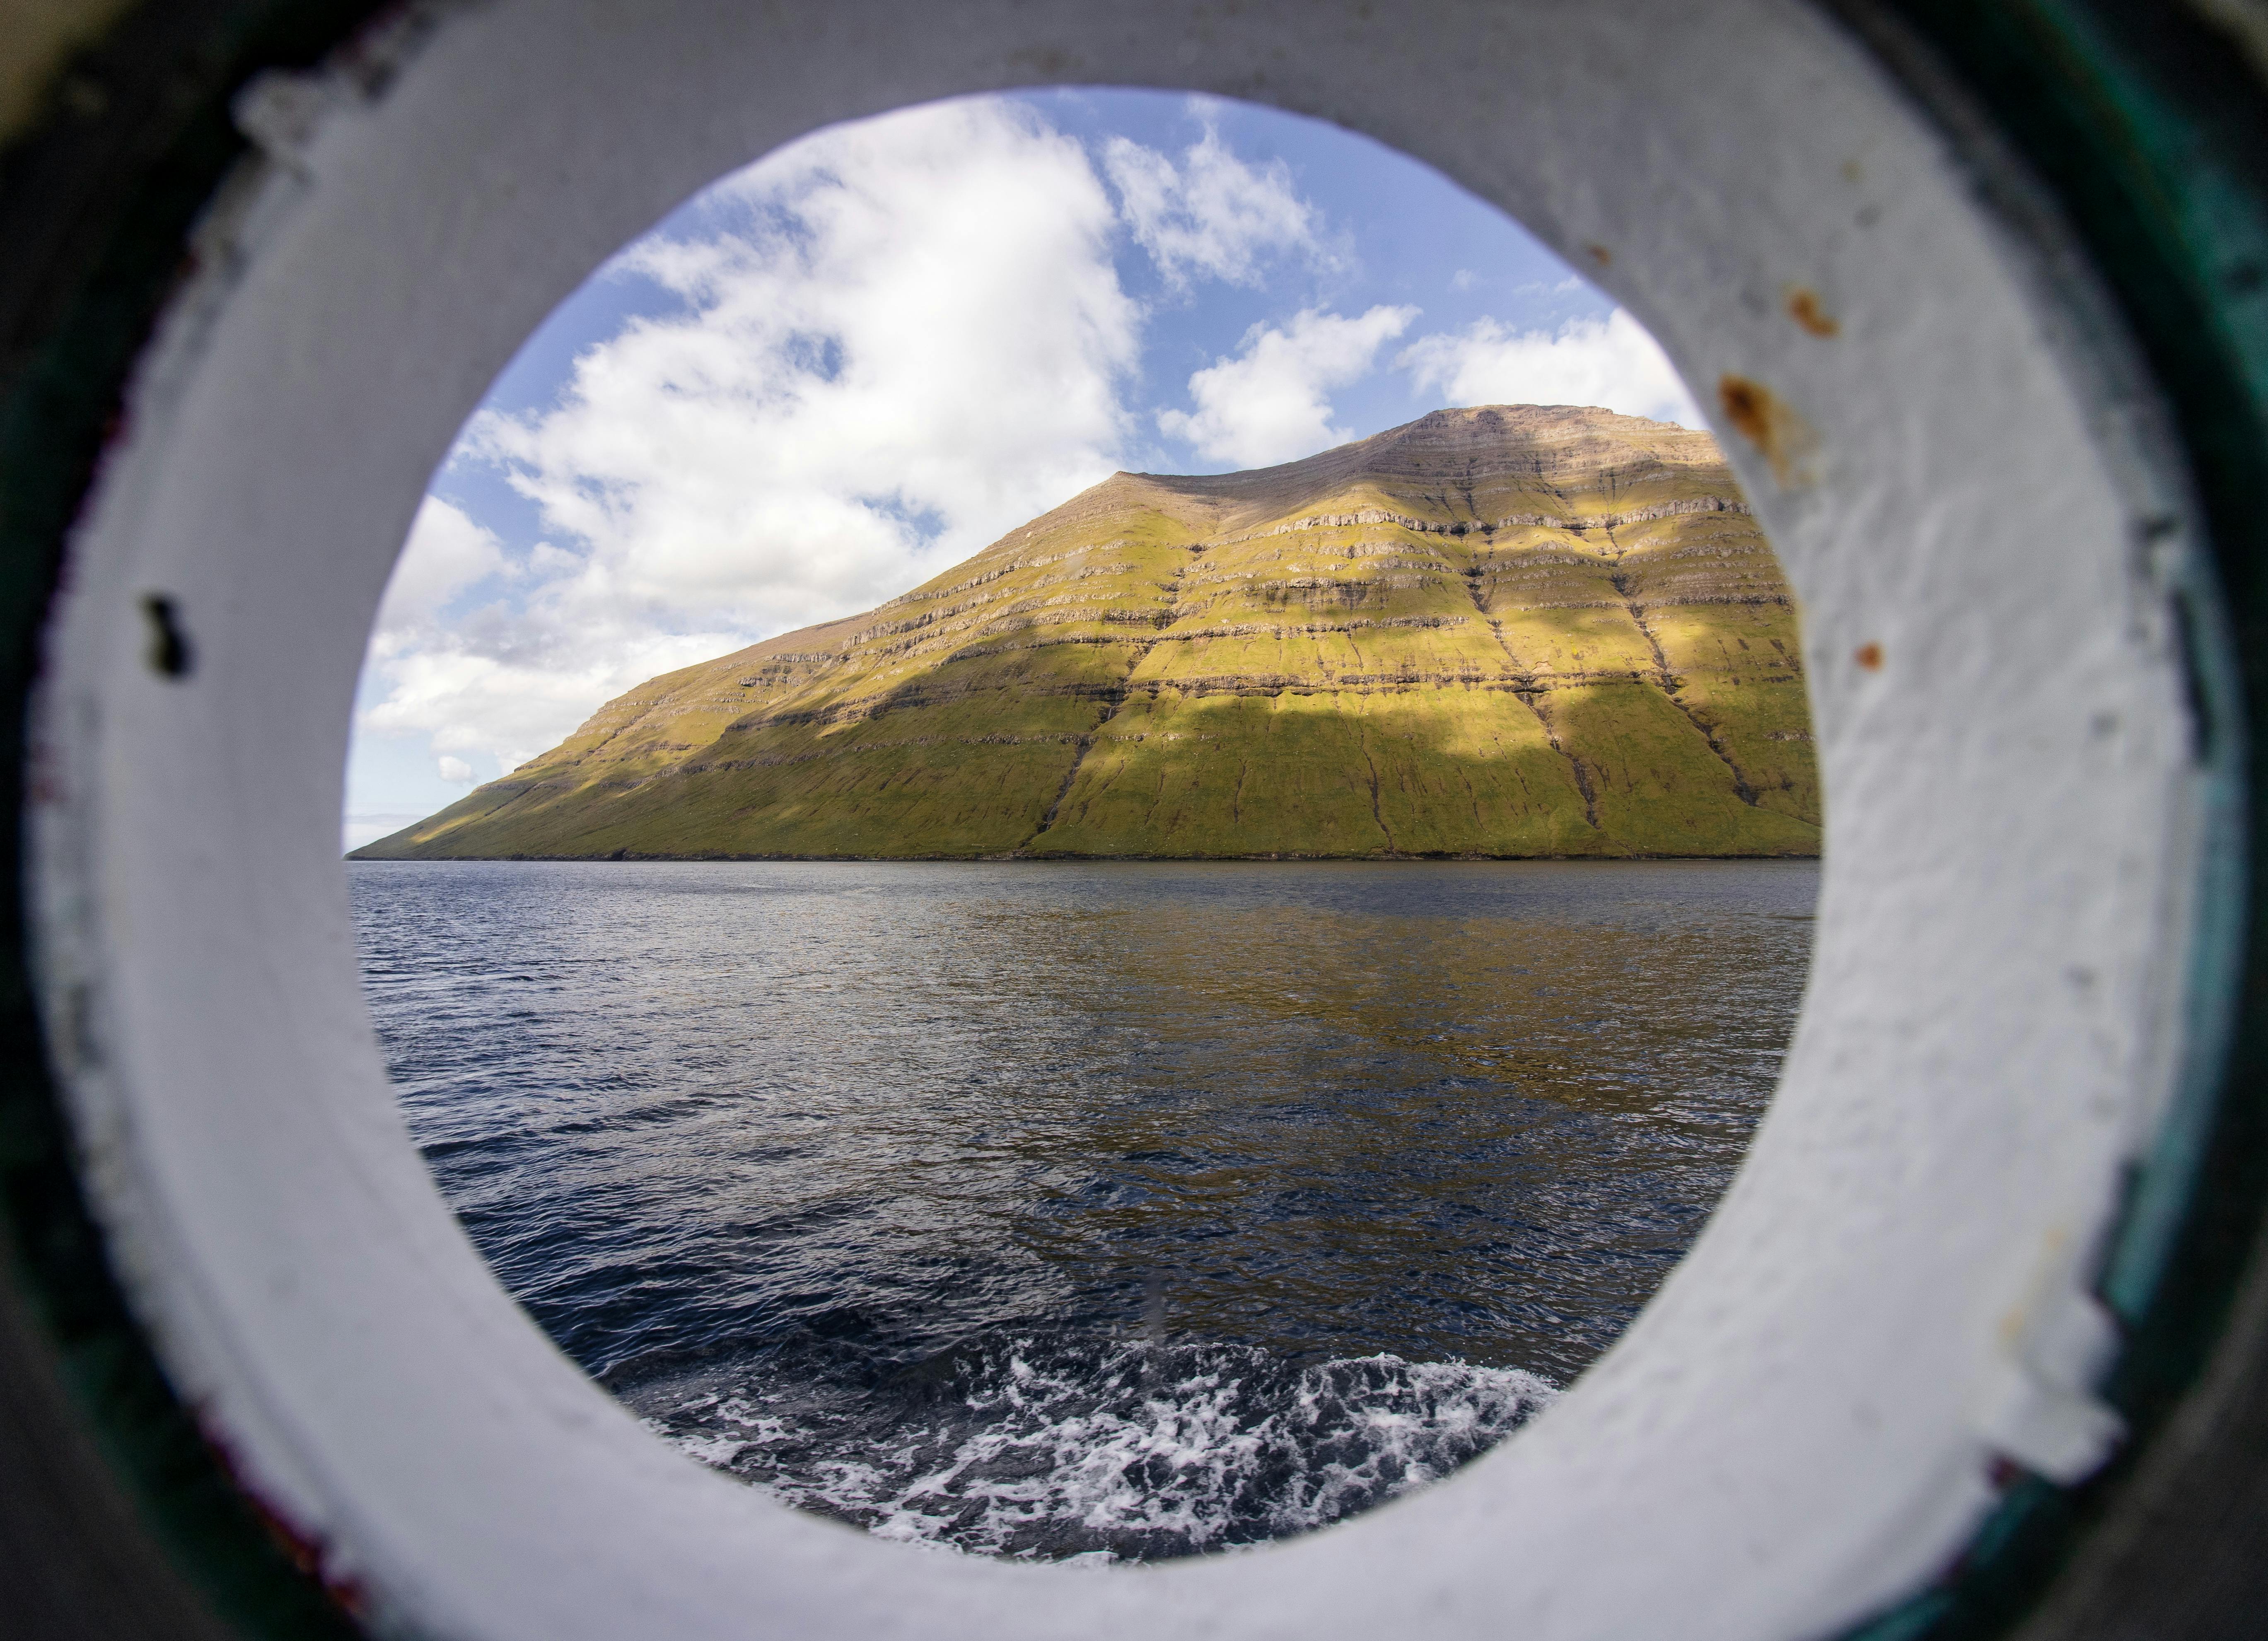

left=342, top=89, right=1821, bottom=1564
left=22, top=5, right=2243, bottom=1640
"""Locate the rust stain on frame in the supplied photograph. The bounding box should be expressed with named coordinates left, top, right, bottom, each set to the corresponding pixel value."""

left=1787, top=287, right=1840, bottom=336
left=1718, top=374, right=1820, bottom=489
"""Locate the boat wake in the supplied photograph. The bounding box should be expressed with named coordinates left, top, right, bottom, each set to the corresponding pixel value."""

left=633, top=1333, right=1557, bottom=1561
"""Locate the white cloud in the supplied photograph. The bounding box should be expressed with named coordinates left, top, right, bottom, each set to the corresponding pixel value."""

left=1398, top=308, right=1701, bottom=426
left=1102, top=125, right=1316, bottom=290
left=356, top=96, right=1142, bottom=775
left=358, top=575, right=758, bottom=772
left=372, top=497, right=506, bottom=637
left=437, top=755, right=476, bottom=784
left=1159, top=305, right=1418, bottom=468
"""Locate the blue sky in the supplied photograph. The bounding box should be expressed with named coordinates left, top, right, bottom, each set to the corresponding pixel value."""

left=344, top=90, right=1700, bottom=852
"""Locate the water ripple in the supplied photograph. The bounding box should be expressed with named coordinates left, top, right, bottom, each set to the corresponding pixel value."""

left=352, top=858, right=1815, bottom=1558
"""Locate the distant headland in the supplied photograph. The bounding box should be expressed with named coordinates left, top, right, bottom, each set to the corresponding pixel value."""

left=352, top=405, right=1818, bottom=862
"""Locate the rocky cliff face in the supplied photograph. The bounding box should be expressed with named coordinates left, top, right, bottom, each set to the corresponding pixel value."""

left=356, top=406, right=1819, bottom=860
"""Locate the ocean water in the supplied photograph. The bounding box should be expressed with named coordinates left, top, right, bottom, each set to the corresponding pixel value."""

left=350, top=858, right=1817, bottom=1559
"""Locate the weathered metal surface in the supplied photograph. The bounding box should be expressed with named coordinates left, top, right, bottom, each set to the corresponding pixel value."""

left=17, top=2, right=2232, bottom=1638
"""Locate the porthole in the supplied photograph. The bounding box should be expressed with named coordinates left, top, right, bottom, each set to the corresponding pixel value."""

left=3, top=4, right=2263, bottom=1639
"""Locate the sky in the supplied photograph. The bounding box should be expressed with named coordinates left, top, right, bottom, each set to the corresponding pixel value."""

left=343, top=89, right=1702, bottom=853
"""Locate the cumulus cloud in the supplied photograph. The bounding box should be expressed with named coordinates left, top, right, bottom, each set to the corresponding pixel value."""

left=1103, top=125, right=1317, bottom=290
left=357, top=97, right=1143, bottom=775
left=361, top=618, right=713, bottom=775
left=1398, top=308, right=1702, bottom=426
left=359, top=496, right=648, bottom=772
left=437, top=755, right=476, bottom=784
left=372, top=497, right=507, bottom=637
left=1159, top=305, right=1418, bottom=468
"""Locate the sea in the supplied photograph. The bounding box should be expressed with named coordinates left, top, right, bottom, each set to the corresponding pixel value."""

left=350, top=858, right=1817, bottom=1561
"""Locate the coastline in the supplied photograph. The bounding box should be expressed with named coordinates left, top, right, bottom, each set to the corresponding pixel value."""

left=345, top=848, right=1823, bottom=864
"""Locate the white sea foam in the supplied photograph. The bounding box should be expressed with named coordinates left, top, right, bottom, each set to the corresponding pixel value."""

left=644, top=1338, right=1556, bottom=1560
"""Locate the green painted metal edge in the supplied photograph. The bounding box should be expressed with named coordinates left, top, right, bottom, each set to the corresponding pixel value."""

left=1832, top=2, right=2268, bottom=1636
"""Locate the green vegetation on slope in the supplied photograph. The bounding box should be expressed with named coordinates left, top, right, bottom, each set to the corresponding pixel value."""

left=357, top=406, right=1818, bottom=861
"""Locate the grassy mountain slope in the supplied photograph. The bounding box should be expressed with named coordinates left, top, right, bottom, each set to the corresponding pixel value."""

left=356, top=406, right=1818, bottom=860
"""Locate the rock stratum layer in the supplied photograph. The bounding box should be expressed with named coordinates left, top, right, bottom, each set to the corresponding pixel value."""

left=357, top=406, right=1819, bottom=861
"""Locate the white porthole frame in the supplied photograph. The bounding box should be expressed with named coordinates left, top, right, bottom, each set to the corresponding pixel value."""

left=22, top=2, right=2241, bottom=1638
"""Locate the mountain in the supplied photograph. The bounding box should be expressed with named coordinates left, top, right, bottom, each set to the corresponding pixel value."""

left=354, top=406, right=1819, bottom=862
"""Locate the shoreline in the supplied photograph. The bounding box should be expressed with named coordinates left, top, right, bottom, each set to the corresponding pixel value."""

left=345, top=849, right=1823, bottom=864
